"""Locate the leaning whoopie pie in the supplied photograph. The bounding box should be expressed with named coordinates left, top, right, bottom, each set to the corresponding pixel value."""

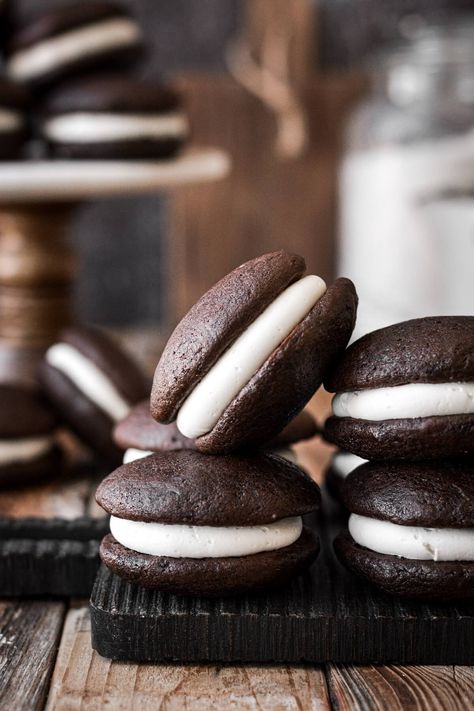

left=0, top=385, right=60, bottom=487
left=325, top=450, right=367, bottom=503
left=151, top=251, right=358, bottom=454
left=324, top=317, right=474, bottom=460
left=114, top=399, right=318, bottom=464
left=96, top=450, right=321, bottom=596
left=39, top=326, right=148, bottom=463
left=41, top=77, right=189, bottom=160
left=334, top=460, right=474, bottom=600
left=5, top=2, right=143, bottom=89
left=0, top=78, right=29, bottom=160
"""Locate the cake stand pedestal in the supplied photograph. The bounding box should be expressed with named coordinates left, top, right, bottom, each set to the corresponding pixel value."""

left=0, top=149, right=230, bottom=385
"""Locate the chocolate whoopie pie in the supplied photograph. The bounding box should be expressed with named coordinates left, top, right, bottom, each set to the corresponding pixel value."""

left=39, top=326, right=148, bottom=464
left=41, top=77, right=188, bottom=160
left=5, top=2, right=143, bottom=89
left=334, top=460, right=474, bottom=600
left=325, top=450, right=367, bottom=503
left=151, top=251, right=358, bottom=454
left=96, top=450, right=321, bottom=596
left=325, top=317, right=474, bottom=460
left=0, top=385, right=60, bottom=488
left=114, top=399, right=318, bottom=464
left=0, top=78, right=29, bottom=160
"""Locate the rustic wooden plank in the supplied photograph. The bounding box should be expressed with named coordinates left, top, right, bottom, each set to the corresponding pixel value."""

left=0, top=599, right=65, bottom=711
left=47, top=602, right=331, bottom=710
left=168, top=72, right=366, bottom=323
left=325, top=664, right=474, bottom=711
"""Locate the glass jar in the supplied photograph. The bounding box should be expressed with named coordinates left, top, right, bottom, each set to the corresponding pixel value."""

left=338, top=18, right=474, bottom=340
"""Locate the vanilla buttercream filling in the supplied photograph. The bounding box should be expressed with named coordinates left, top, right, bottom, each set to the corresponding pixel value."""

left=43, top=112, right=189, bottom=143
left=110, top=514, right=303, bottom=558
left=123, top=445, right=297, bottom=465
left=0, top=435, right=54, bottom=466
left=46, top=343, right=130, bottom=422
left=7, top=18, right=142, bottom=82
left=0, top=109, right=24, bottom=133
left=349, top=513, right=474, bottom=561
left=177, top=275, right=327, bottom=439
left=332, top=382, right=474, bottom=421
left=123, top=447, right=153, bottom=464
left=332, top=452, right=367, bottom=478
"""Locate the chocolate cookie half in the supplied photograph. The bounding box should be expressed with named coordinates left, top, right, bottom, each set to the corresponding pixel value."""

left=39, top=326, right=148, bottom=464
left=152, top=251, right=357, bottom=454
left=324, top=317, right=474, bottom=460
left=0, top=385, right=60, bottom=488
left=0, top=77, right=29, bottom=160
left=96, top=450, right=321, bottom=595
left=41, top=77, right=188, bottom=160
left=334, top=460, right=474, bottom=600
left=5, top=2, right=143, bottom=89
left=114, top=399, right=318, bottom=464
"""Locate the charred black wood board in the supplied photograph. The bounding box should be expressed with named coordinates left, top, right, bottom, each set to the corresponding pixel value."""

left=0, top=516, right=109, bottom=597
left=89, top=502, right=474, bottom=664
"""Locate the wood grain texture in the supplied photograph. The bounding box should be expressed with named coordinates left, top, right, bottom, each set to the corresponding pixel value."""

left=168, top=72, right=366, bottom=323
left=0, top=599, right=65, bottom=711
left=47, top=602, right=331, bottom=711
left=326, top=664, right=474, bottom=711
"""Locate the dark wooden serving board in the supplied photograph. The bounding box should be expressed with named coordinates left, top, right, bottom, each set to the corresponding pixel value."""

left=0, top=461, right=108, bottom=597
left=90, top=502, right=474, bottom=665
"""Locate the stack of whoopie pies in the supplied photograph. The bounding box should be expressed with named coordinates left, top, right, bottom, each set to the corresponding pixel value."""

left=324, top=316, right=474, bottom=600
left=0, top=1, right=189, bottom=160
left=96, top=250, right=359, bottom=595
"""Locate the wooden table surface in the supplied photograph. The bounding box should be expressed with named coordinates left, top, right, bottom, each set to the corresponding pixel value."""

left=1, top=390, right=473, bottom=711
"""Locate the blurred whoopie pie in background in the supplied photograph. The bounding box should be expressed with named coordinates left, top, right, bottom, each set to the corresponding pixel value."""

left=4, top=2, right=143, bottom=90
left=39, top=326, right=149, bottom=465
left=40, top=76, right=189, bottom=160
left=0, top=385, right=60, bottom=488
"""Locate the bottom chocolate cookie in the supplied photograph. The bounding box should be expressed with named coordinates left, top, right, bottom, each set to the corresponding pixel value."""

left=334, top=531, right=474, bottom=601
left=47, top=137, right=184, bottom=161
left=324, top=414, right=474, bottom=461
left=100, top=528, right=319, bottom=596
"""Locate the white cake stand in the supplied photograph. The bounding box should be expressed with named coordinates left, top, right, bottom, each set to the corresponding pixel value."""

left=0, top=148, right=230, bottom=384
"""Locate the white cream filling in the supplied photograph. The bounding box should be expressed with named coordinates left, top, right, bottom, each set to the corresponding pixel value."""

left=46, top=343, right=130, bottom=422
left=332, top=382, right=474, bottom=421
left=123, top=447, right=153, bottom=464
left=123, top=445, right=296, bottom=465
left=0, top=109, right=23, bottom=133
left=0, top=435, right=54, bottom=465
left=177, top=275, right=327, bottom=439
left=7, top=18, right=142, bottom=82
left=43, top=112, right=189, bottom=144
left=110, top=514, right=303, bottom=558
left=332, top=452, right=367, bottom=478
left=270, top=446, right=298, bottom=464
left=349, top=513, right=474, bottom=562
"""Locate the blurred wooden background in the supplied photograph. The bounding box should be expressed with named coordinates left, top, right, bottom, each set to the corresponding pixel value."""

left=8, top=0, right=472, bottom=327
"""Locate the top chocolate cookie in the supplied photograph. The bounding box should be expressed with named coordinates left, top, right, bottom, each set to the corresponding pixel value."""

left=151, top=251, right=357, bottom=453
left=325, top=316, right=474, bottom=392
left=341, top=459, right=474, bottom=528
left=96, top=449, right=321, bottom=526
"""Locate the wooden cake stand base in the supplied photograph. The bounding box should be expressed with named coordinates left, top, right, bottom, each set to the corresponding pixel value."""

left=0, top=150, right=230, bottom=386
